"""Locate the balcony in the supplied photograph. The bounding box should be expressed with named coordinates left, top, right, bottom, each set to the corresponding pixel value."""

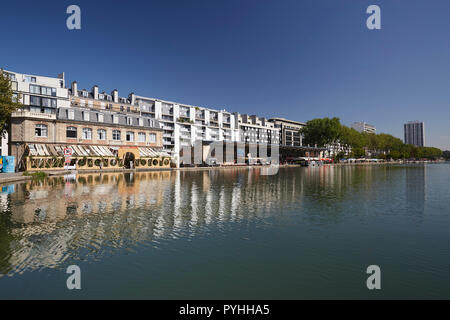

left=11, top=111, right=56, bottom=120
left=179, top=112, right=190, bottom=118
left=161, top=106, right=173, bottom=115
left=180, top=135, right=191, bottom=140
left=195, top=112, right=205, bottom=119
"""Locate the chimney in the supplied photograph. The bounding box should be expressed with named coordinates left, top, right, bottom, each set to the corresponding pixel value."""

left=129, top=92, right=136, bottom=105
left=112, top=89, right=119, bottom=103
left=71, top=81, right=78, bottom=96
left=92, top=85, right=99, bottom=100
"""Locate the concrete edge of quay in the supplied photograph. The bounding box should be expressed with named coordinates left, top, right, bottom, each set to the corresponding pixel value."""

left=0, top=173, right=32, bottom=185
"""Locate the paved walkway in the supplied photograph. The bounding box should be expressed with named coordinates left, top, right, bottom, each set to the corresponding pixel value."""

left=0, top=172, right=31, bottom=184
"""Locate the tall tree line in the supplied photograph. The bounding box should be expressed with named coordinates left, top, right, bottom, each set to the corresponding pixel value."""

left=300, top=117, right=442, bottom=160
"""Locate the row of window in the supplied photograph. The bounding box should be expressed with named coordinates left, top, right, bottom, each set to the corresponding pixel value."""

left=30, top=84, right=57, bottom=97
left=66, top=109, right=154, bottom=127
left=35, top=124, right=158, bottom=143
left=30, top=95, right=57, bottom=108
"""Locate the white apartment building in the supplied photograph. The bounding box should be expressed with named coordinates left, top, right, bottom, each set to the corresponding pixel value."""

left=4, top=70, right=70, bottom=160
left=235, top=114, right=280, bottom=145
left=135, top=95, right=240, bottom=155
left=351, top=121, right=376, bottom=134
left=4, top=70, right=70, bottom=116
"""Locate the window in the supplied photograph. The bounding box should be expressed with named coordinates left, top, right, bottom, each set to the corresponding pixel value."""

left=82, top=91, right=88, bottom=98
left=30, top=96, right=41, bottom=106
left=97, top=129, right=106, bottom=140
left=138, top=118, right=143, bottom=126
left=113, top=115, right=119, bottom=124
left=66, top=127, right=77, bottom=139
left=30, top=84, right=56, bottom=97
left=41, top=86, right=56, bottom=96
left=126, top=117, right=132, bottom=125
left=41, top=98, right=57, bottom=108
left=30, top=85, right=40, bottom=94
left=126, top=131, right=134, bottom=142
left=5, top=72, right=16, bottom=81
left=138, top=132, right=146, bottom=143
left=82, top=111, right=90, bottom=121
left=67, top=109, right=75, bottom=120
left=82, top=128, right=92, bottom=140
left=35, top=124, right=47, bottom=137
left=97, top=113, right=104, bottom=122
left=112, top=130, right=121, bottom=141
left=149, top=133, right=157, bottom=143
left=25, top=76, right=36, bottom=83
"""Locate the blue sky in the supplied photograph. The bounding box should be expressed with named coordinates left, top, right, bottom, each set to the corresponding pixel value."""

left=1, top=0, right=450, bottom=149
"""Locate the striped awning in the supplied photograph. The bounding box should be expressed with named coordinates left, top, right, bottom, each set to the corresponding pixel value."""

left=138, top=147, right=170, bottom=158
left=27, top=144, right=169, bottom=158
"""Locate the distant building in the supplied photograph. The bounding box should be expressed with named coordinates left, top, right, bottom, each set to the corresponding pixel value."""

left=351, top=121, right=376, bottom=134
left=404, top=121, right=425, bottom=147
left=269, top=118, right=306, bottom=147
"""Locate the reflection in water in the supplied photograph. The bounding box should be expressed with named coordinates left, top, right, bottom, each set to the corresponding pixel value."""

left=0, top=165, right=429, bottom=277
left=406, top=165, right=426, bottom=215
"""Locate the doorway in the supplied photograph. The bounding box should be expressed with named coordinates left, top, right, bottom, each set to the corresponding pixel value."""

left=124, top=152, right=135, bottom=169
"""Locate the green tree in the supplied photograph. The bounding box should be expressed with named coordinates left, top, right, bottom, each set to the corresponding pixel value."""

left=300, top=117, right=342, bottom=147
left=0, top=70, right=22, bottom=136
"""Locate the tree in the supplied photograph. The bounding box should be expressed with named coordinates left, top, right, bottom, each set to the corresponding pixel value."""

left=300, top=117, right=342, bottom=147
left=443, top=151, right=450, bottom=160
left=0, top=70, right=22, bottom=137
left=301, top=117, right=443, bottom=160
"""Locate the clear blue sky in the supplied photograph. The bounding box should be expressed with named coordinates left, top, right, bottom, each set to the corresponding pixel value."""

left=1, top=0, right=450, bottom=149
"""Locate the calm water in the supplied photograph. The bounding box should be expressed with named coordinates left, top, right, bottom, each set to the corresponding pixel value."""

left=0, top=164, right=449, bottom=299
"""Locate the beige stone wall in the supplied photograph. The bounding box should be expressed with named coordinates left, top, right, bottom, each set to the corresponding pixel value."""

left=10, top=117, right=164, bottom=170
left=10, top=117, right=163, bottom=148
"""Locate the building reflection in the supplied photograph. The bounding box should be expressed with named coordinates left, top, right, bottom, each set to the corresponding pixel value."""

left=0, top=165, right=389, bottom=276
left=405, top=165, right=426, bottom=215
